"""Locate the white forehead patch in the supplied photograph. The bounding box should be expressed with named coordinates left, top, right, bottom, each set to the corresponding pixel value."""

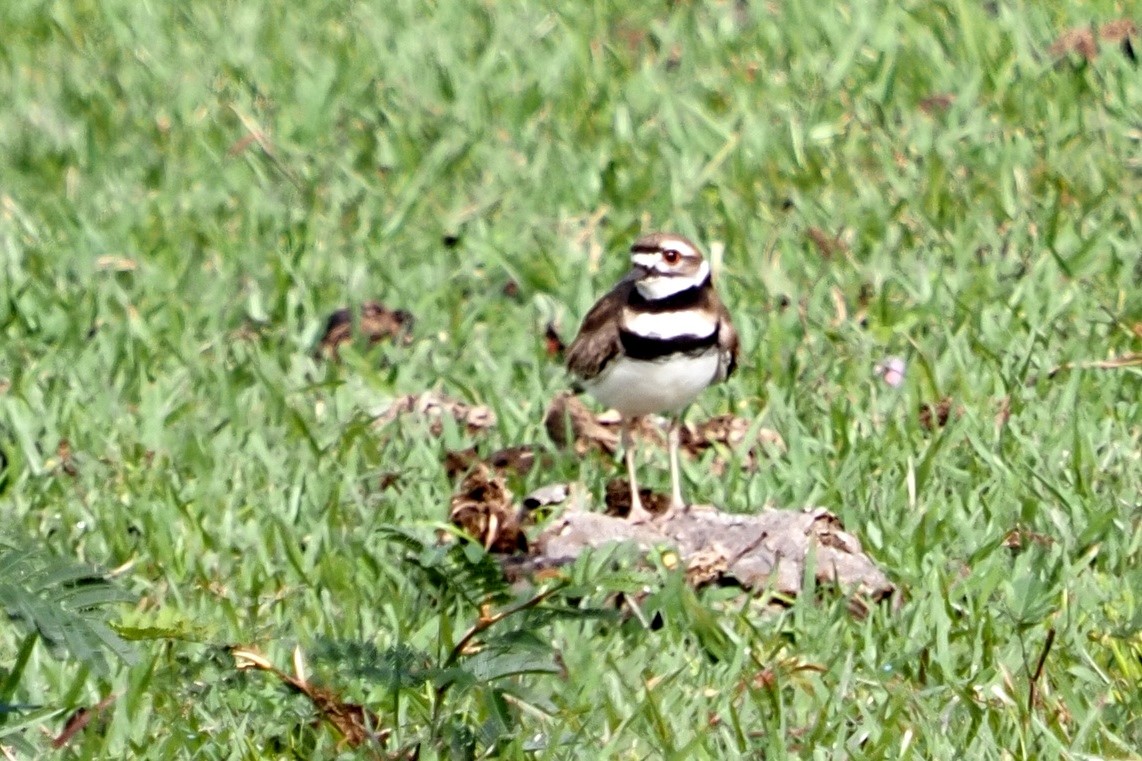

left=631, top=252, right=660, bottom=269
left=634, top=260, right=710, bottom=299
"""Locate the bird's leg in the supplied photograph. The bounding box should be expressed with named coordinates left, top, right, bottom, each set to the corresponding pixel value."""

left=622, top=416, right=653, bottom=523
left=668, top=418, right=687, bottom=513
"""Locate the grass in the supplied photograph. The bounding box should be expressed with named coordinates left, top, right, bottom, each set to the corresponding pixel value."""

left=1, top=0, right=1139, bottom=757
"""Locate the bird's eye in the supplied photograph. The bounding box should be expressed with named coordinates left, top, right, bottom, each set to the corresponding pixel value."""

left=662, top=249, right=681, bottom=264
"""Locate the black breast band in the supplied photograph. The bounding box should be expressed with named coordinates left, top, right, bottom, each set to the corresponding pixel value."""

left=619, top=328, right=718, bottom=361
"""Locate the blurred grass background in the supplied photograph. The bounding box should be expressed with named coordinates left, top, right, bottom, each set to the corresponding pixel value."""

left=1, top=0, right=1139, bottom=757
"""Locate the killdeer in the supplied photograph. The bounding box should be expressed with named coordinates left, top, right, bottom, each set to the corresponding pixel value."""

left=566, top=233, right=739, bottom=522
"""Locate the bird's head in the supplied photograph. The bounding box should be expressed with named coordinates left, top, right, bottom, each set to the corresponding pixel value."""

left=628, top=233, right=709, bottom=300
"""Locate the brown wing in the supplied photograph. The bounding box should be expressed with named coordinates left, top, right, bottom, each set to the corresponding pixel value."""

left=565, top=278, right=634, bottom=383
left=712, top=293, right=739, bottom=382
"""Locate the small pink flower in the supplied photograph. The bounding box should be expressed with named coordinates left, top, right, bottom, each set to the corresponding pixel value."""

left=875, top=356, right=906, bottom=388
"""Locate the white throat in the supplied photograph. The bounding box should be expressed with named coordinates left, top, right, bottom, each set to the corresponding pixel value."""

left=634, top=260, right=709, bottom=301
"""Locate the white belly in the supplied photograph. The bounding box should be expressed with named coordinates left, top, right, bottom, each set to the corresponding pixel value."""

left=584, top=350, right=720, bottom=417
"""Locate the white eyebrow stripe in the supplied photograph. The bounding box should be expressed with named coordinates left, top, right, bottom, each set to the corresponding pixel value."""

left=622, top=308, right=718, bottom=340
left=631, top=249, right=702, bottom=272
left=648, top=239, right=698, bottom=256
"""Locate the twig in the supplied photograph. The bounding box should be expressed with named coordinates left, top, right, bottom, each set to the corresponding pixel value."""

left=1028, top=352, right=1142, bottom=385
left=431, top=585, right=562, bottom=727
left=228, top=106, right=304, bottom=191
left=233, top=647, right=390, bottom=752
left=1028, top=627, right=1056, bottom=712
left=1049, top=353, right=1142, bottom=377
left=443, top=586, right=560, bottom=669
left=51, top=694, right=116, bottom=749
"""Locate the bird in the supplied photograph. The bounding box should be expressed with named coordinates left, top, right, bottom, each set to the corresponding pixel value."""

left=565, top=232, right=739, bottom=522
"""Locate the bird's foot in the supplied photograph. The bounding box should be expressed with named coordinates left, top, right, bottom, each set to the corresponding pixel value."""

left=627, top=500, right=656, bottom=525
left=662, top=498, right=688, bottom=520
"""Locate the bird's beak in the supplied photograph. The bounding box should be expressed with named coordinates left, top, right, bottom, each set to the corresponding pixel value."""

left=629, top=258, right=653, bottom=277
